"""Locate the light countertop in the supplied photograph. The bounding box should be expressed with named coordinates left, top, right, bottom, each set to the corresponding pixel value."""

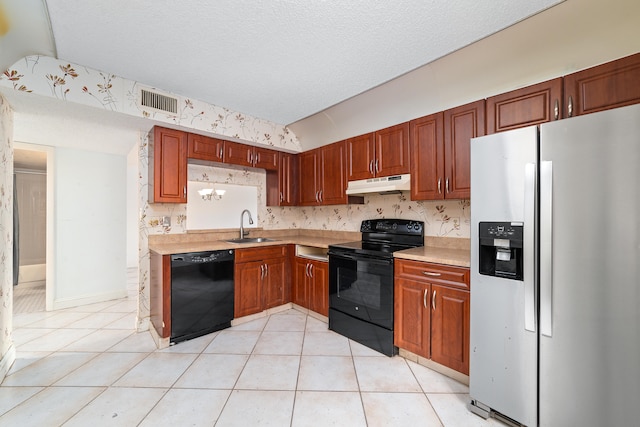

left=149, top=230, right=471, bottom=268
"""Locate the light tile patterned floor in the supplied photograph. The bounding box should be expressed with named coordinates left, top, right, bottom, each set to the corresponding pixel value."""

left=1, top=274, right=505, bottom=426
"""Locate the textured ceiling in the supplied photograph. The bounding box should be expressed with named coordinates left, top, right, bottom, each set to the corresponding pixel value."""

left=44, top=0, right=561, bottom=125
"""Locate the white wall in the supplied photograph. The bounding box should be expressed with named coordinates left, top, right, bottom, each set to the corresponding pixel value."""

left=53, top=147, right=127, bottom=307
left=126, top=144, right=139, bottom=267
left=13, top=108, right=140, bottom=309
left=0, top=94, right=15, bottom=383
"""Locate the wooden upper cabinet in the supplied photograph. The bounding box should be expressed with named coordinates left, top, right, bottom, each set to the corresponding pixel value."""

left=299, top=149, right=321, bottom=205
left=443, top=100, right=485, bottom=200
left=187, top=133, right=224, bottom=162
left=224, top=141, right=279, bottom=171
left=346, top=124, right=410, bottom=181
left=266, top=152, right=298, bottom=206
left=149, top=126, right=187, bottom=203
left=564, top=52, right=640, bottom=118
left=410, top=112, right=444, bottom=201
left=346, top=133, right=375, bottom=181
left=224, top=140, right=254, bottom=168
left=319, top=141, right=348, bottom=205
left=299, top=141, right=360, bottom=206
left=374, top=122, right=410, bottom=177
left=486, top=78, right=563, bottom=134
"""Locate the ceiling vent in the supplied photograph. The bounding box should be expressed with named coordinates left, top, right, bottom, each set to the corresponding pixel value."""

left=139, top=88, right=178, bottom=114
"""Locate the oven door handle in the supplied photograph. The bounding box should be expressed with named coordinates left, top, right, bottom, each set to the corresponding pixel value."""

left=328, top=252, right=393, bottom=266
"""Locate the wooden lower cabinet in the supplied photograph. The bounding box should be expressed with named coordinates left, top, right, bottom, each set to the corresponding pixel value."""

left=234, top=245, right=288, bottom=318
left=293, top=257, right=328, bottom=316
left=394, top=258, right=470, bottom=375
left=430, top=284, right=470, bottom=374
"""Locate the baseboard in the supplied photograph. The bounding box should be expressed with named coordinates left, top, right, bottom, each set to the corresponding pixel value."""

left=0, top=345, right=16, bottom=383
left=398, top=348, right=469, bottom=385
left=52, top=289, right=128, bottom=310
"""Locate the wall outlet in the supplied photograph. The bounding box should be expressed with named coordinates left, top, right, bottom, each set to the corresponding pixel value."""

left=162, top=216, right=171, bottom=226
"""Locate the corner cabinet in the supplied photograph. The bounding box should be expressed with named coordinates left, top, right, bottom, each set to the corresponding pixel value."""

left=234, top=245, right=289, bottom=318
left=486, top=78, right=563, bottom=134
left=564, top=52, right=640, bottom=118
left=394, top=259, right=470, bottom=375
left=293, top=257, right=328, bottom=316
left=266, top=152, right=298, bottom=206
left=149, top=126, right=188, bottom=203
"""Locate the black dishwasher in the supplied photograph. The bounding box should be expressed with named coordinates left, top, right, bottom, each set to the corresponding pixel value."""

left=170, top=250, right=234, bottom=344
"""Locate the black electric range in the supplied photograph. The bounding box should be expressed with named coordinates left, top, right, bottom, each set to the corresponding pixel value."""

left=328, top=219, right=424, bottom=356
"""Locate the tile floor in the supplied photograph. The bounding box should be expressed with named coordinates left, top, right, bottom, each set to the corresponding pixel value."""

left=2, top=279, right=504, bottom=426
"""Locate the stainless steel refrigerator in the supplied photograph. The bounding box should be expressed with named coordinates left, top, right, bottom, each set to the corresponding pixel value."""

left=468, top=104, right=640, bottom=426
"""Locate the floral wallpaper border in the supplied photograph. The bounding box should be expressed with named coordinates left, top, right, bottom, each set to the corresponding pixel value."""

left=0, top=55, right=302, bottom=152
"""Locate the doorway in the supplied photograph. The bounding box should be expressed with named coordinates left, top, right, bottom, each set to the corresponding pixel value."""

left=12, top=143, right=54, bottom=313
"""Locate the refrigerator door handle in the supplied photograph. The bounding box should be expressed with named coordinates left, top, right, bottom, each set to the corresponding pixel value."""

left=540, top=161, right=553, bottom=337
left=524, top=163, right=536, bottom=332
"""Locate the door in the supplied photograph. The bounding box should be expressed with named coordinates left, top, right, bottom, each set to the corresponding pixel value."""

left=430, top=285, right=469, bottom=375
left=308, top=260, right=328, bottom=316
left=234, top=260, right=263, bottom=317
left=374, top=122, right=410, bottom=177
left=394, top=276, right=430, bottom=357
left=346, top=133, right=375, bottom=181
left=563, top=52, right=640, bottom=117
left=444, top=100, right=485, bottom=199
left=538, top=105, right=640, bottom=426
left=151, top=127, right=187, bottom=203
left=319, top=141, right=347, bottom=205
left=293, top=257, right=309, bottom=307
left=469, top=126, right=538, bottom=426
left=263, top=258, right=286, bottom=309
left=410, top=112, right=444, bottom=200
left=299, top=150, right=320, bottom=205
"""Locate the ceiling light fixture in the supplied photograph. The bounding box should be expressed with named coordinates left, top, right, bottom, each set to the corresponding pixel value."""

left=198, top=187, right=225, bottom=201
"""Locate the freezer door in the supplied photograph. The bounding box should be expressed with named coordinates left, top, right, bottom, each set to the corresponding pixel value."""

left=469, top=126, right=538, bottom=426
left=539, top=104, right=640, bottom=426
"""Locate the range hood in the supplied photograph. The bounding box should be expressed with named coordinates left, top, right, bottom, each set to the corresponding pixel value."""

left=345, top=174, right=411, bottom=195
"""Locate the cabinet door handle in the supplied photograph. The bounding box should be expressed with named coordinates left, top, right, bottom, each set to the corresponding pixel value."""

left=554, top=99, right=559, bottom=120
left=280, top=192, right=284, bottom=202
left=423, top=271, right=441, bottom=277
left=445, top=178, right=450, bottom=194
left=432, top=289, right=436, bottom=311
left=183, top=186, right=187, bottom=198
left=315, top=191, right=319, bottom=202
left=375, top=159, right=380, bottom=173
left=567, top=95, right=573, bottom=117
left=306, top=263, right=310, bottom=278
left=319, top=190, right=323, bottom=203
left=437, top=178, right=442, bottom=194
left=423, top=289, right=428, bottom=308
left=219, top=147, right=223, bottom=159
left=369, top=160, right=374, bottom=175
left=309, top=264, right=314, bottom=278
left=264, top=264, right=268, bottom=278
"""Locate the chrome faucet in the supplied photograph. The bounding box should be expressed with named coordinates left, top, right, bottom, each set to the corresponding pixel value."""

left=239, top=209, right=254, bottom=239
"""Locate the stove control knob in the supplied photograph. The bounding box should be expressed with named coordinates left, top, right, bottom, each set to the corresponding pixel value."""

left=392, top=223, right=397, bottom=230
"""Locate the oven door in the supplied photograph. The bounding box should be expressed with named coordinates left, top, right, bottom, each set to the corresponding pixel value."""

left=328, top=250, right=394, bottom=329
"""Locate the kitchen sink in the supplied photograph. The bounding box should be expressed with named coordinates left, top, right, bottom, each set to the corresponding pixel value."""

left=224, top=237, right=278, bottom=244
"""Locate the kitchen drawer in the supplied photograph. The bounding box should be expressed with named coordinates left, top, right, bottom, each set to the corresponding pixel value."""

left=395, top=259, right=469, bottom=291
left=235, top=245, right=288, bottom=263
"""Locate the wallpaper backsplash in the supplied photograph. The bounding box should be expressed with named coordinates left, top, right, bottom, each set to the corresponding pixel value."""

left=1, top=56, right=301, bottom=151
